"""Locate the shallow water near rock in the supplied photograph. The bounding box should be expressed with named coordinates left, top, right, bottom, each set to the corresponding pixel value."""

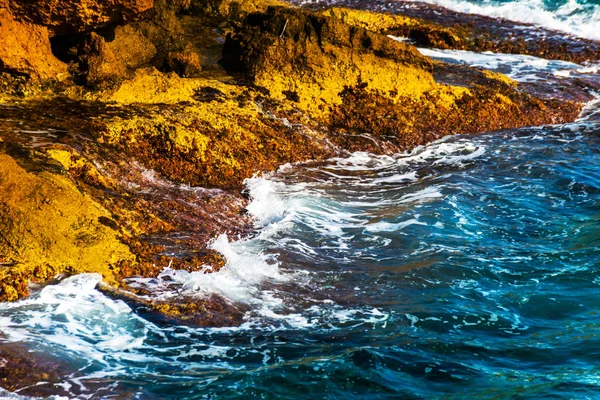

left=0, top=120, right=599, bottom=398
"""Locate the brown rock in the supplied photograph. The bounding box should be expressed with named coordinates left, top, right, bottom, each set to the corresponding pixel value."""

left=79, top=32, right=128, bottom=88
left=0, top=9, right=68, bottom=81
left=163, top=51, right=202, bottom=77
left=74, top=25, right=156, bottom=88
left=135, top=0, right=187, bottom=55
left=221, top=6, right=582, bottom=150
left=0, top=342, right=70, bottom=396
left=98, top=283, right=247, bottom=327
left=107, top=25, right=157, bottom=69
left=220, top=6, right=438, bottom=120
left=9, top=0, right=154, bottom=35
left=190, top=0, right=286, bottom=19
left=0, top=153, right=136, bottom=301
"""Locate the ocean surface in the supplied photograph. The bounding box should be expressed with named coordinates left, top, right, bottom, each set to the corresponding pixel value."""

left=1, top=1, right=600, bottom=399
left=412, top=0, right=600, bottom=41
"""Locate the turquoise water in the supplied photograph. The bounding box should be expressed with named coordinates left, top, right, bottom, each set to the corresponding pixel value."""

left=1, top=123, right=599, bottom=399
left=407, top=0, right=600, bottom=40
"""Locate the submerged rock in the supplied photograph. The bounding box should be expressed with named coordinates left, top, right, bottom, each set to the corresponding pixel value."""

left=98, top=282, right=247, bottom=327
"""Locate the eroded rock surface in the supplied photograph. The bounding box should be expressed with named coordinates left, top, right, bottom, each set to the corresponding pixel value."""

left=9, top=0, right=154, bottom=35
left=0, top=9, right=68, bottom=81
left=221, top=6, right=581, bottom=150
left=0, top=153, right=135, bottom=301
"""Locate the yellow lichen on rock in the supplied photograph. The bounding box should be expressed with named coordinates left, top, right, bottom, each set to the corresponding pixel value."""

left=252, top=44, right=437, bottom=120
left=105, top=67, right=204, bottom=104
left=319, top=7, right=463, bottom=49
left=44, top=146, right=113, bottom=189
left=45, top=148, right=75, bottom=170
left=320, top=7, right=420, bottom=31
left=482, top=69, right=518, bottom=88
left=94, top=76, right=331, bottom=188
left=0, top=154, right=136, bottom=301
left=428, top=85, right=472, bottom=110
left=222, top=6, right=439, bottom=121
left=198, top=0, right=288, bottom=18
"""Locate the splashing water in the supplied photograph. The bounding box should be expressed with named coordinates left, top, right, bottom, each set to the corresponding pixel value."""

left=0, top=119, right=599, bottom=398
left=409, top=0, right=600, bottom=41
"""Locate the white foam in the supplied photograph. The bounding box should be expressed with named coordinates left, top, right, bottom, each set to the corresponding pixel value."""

left=413, top=46, right=593, bottom=83
left=412, top=0, right=600, bottom=41
left=243, top=176, right=289, bottom=226
left=118, top=139, right=486, bottom=315
left=127, top=234, right=287, bottom=305
left=0, top=274, right=157, bottom=362
left=373, top=171, right=419, bottom=184
left=575, top=92, right=600, bottom=122
left=364, top=218, right=428, bottom=233
left=394, top=137, right=487, bottom=167
left=0, top=388, right=68, bottom=400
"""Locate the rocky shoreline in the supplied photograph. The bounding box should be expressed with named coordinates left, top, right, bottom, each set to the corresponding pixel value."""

left=0, top=1, right=596, bottom=389
left=2, top=0, right=599, bottom=394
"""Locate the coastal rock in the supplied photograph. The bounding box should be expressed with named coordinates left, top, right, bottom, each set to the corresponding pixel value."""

left=98, top=283, right=247, bottom=327
left=0, top=9, right=68, bottom=81
left=304, top=1, right=600, bottom=63
left=94, top=71, right=334, bottom=188
left=107, top=25, right=157, bottom=69
left=0, top=153, right=135, bottom=301
left=190, top=0, right=287, bottom=19
left=78, top=25, right=157, bottom=88
left=79, top=32, right=128, bottom=88
left=163, top=51, right=203, bottom=77
left=222, top=6, right=582, bottom=149
left=221, top=6, right=437, bottom=120
left=320, top=7, right=463, bottom=49
left=134, top=0, right=187, bottom=56
left=0, top=0, right=587, bottom=322
left=0, top=342, right=70, bottom=396
left=9, top=0, right=154, bottom=35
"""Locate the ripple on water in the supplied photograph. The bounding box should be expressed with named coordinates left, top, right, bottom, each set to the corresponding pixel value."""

left=0, top=126, right=599, bottom=398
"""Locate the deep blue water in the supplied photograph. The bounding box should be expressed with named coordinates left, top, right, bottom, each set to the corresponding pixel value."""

left=1, top=123, right=598, bottom=399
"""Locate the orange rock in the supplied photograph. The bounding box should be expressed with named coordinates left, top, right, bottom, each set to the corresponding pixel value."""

left=9, top=0, right=154, bottom=35
left=163, top=51, right=202, bottom=77
left=0, top=9, right=68, bottom=81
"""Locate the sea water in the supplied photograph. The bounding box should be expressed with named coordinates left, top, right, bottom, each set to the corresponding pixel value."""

left=0, top=120, right=598, bottom=398
left=410, top=0, right=600, bottom=41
